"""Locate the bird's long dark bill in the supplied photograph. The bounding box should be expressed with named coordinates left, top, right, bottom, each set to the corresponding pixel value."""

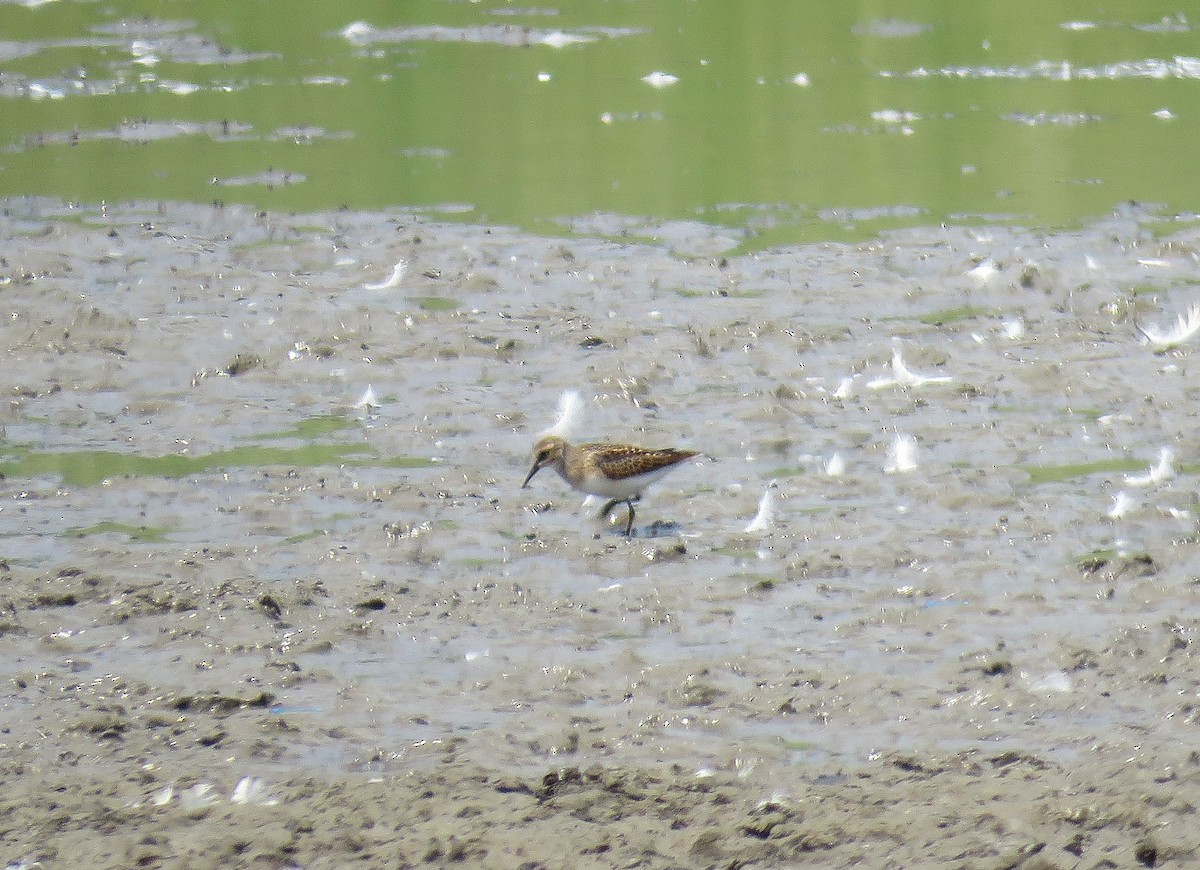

left=522, top=462, right=541, bottom=489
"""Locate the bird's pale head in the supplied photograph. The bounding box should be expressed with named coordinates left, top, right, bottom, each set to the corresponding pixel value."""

left=522, top=435, right=566, bottom=488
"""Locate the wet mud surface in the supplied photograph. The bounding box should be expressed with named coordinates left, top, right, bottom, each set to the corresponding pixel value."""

left=3, top=199, right=1200, bottom=867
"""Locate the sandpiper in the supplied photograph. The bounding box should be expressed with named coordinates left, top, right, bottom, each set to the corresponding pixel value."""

left=522, top=435, right=698, bottom=536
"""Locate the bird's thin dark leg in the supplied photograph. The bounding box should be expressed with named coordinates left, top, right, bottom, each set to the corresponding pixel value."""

left=624, top=500, right=636, bottom=536
left=596, top=498, right=621, bottom=520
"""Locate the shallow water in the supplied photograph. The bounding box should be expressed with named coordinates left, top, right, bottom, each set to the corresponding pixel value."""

left=2, top=199, right=1199, bottom=786
left=2, top=3, right=1200, bottom=245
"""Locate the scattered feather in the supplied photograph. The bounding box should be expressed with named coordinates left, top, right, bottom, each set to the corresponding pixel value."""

left=832, top=376, right=854, bottom=399
left=1137, top=304, right=1200, bottom=351
left=868, top=346, right=952, bottom=389
left=181, top=783, right=221, bottom=810
left=967, top=258, right=998, bottom=284
left=230, top=776, right=279, bottom=806
left=1124, top=447, right=1174, bottom=486
left=891, top=346, right=952, bottom=387
left=544, top=389, right=585, bottom=438
left=884, top=433, right=919, bottom=474
left=1108, top=491, right=1135, bottom=519
left=744, top=481, right=776, bottom=533
left=356, top=384, right=380, bottom=410
left=824, top=452, right=845, bottom=477
left=362, top=258, right=409, bottom=291
left=151, top=785, right=175, bottom=807
left=1096, top=413, right=1132, bottom=429
left=642, top=71, right=679, bottom=88
left=1003, top=318, right=1025, bottom=340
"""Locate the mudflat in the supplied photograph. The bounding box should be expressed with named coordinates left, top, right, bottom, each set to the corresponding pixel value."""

left=2, top=199, right=1198, bottom=868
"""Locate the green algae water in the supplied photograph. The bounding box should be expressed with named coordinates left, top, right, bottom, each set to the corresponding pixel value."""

left=2, top=1, right=1199, bottom=246
left=0, top=439, right=437, bottom=488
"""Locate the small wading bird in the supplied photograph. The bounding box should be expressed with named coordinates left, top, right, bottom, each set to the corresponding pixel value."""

left=522, top=435, right=698, bottom=536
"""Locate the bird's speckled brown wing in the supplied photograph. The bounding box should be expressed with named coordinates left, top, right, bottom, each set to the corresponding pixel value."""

left=587, top=443, right=699, bottom=479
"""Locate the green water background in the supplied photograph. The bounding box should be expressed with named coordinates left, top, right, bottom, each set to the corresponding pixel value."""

left=2, top=0, right=1198, bottom=245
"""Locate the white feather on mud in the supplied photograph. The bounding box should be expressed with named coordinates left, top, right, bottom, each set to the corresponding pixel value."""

left=744, top=482, right=776, bottom=533
left=1124, top=447, right=1174, bottom=486
left=1137, top=304, right=1200, bottom=351
left=885, top=433, right=919, bottom=474
left=363, top=259, right=408, bottom=291
left=544, top=390, right=585, bottom=438
left=868, top=344, right=952, bottom=389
